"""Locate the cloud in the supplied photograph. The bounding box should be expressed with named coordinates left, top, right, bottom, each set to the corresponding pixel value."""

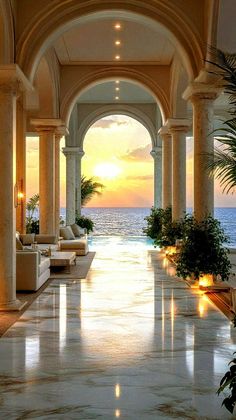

left=126, top=175, right=153, bottom=181
left=92, top=118, right=128, bottom=129
left=121, top=143, right=152, bottom=161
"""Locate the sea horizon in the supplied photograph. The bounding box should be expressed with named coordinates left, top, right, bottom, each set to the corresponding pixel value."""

left=60, top=207, right=236, bottom=246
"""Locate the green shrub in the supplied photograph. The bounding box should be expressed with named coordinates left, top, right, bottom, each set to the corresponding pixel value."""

left=176, top=215, right=231, bottom=281
left=155, top=216, right=186, bottom=248
left=75, top=214, right=94, bottom=234
left=143, top=206, right=172, bottom=240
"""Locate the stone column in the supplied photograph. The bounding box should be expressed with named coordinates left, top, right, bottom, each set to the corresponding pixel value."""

left=159, top=127, right=172, bottom=209
left=150, top=147, right=162, bottom=208
left=16, top=97, right=26, bottom=233
left=55, top=134, right=61, bottom=235
left=31, top=119, right=65, bottom=235
left=63, top=147, right=77, bottom=225
left=75, top=149, right=85, bottom=215
left=183, top=84, right=220, bottom=220
left=0, top=65, right=32, bottom=310
left=167, top=119, right=191, bottom=221
left=54, top=126, right=68, bottom=235
left=39, top=128, right=56, bottom=234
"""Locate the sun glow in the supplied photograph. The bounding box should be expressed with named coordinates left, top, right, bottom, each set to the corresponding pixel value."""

left=93, top=162, right=122, bottom=179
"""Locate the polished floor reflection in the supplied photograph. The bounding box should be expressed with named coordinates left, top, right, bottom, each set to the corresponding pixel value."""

left=0, top=238, right=235, bottom=419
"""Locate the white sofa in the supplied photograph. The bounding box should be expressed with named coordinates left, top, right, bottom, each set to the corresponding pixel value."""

left=16, top=250, right=50, bottom=291
left=17, top=225, right=89, bottom=256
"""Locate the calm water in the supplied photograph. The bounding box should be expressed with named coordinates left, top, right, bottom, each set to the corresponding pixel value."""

left=59, top=207, right=236, bottom=247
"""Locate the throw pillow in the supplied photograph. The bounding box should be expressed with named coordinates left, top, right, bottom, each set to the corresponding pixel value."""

left=70, top=224, right=85, bottom=237
left=60, top=226, right=75, bottom=240
left=20, top=233, right=35, bottom=245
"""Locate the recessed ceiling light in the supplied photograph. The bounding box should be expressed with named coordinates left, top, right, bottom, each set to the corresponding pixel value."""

left=115, top=96, right=119, bottom=100
left=114, top=23, right=121, bottom=30
left=115, top=87, right=120, bottom=91
left=115, top=80, right=120, bottom=84
left=115, top=55, right=120, bottom=60
left=115, top=40, right=121, bottom=46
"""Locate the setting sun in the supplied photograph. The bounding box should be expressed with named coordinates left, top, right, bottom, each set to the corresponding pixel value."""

left=93, top=162, right=122, bottom=179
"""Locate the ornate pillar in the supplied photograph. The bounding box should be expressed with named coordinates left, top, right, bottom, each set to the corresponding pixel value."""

left=31, top=119, right=64, bottom=235
left=150, top=146, right=162, bottom=208
left=183, top=84, right=220, bottom=220
left=63, top=147, right=83, bottom=225
left=0, top=65, right=32, bottom=310
left=159, top=127, right=172, bottom=209
left=75, top=148, right=85, bottom=215
left=55, top=126, right=68, bottom=235
left=166, top=119, right=191, bottom=220
left=16, top=97, right=26, bottom=233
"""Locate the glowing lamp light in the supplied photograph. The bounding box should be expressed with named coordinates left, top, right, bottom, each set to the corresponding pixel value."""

left=115, top=55, right=120, bottom=60
left=165, top=246, right=176, bottom=256
left=199, top=274, right=214, bottom=289
left=114, top=23, right=121, bottom=29
left=17, top=192, right=24, bottom=200
left=115, top=40, right=121, bottom=45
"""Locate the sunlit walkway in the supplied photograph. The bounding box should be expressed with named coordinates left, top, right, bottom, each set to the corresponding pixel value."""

left=0, top=238, right=234, bottom=419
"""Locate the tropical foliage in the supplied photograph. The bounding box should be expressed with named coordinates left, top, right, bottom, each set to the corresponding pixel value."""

left=206, top=48, right=236, bottom=193
left=175, top=215, right=231, bottom=281
left=26, top=194, right=40, bottom=233
left=75, top=214, right=94, bottom=234
left=143, top=206, right=171, bottom=239
left=217, top=352, right=236, bottom=414
left=206, top=47, right=236, bottom=415
left=81, top=175, right=104, bottom=206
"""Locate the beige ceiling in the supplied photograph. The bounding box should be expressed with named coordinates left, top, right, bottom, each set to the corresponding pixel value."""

left=53, top=14, right=174, bottom=105
left=78, top=81, right=155, bottom=103
left=53, top=18, right=174, bottom=65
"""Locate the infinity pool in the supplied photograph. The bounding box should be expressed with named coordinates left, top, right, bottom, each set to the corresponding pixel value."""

left=88, top=235, right=155, bottom=250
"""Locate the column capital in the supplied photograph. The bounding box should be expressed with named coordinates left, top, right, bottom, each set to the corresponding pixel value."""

left=55, top=125, right=69, bottom=140
left=0, top=64, right=33, bottom=95
left=182, top=82, right=222, bottom=103
left=150, top=146, right=161, bottom=159
left=166, top=118, right=191, bottom=133
left=31, top=118, right=66, bottom=133
left=158, top=126, right=172, bottom=139
left=63, top=147, right=84, bottom=158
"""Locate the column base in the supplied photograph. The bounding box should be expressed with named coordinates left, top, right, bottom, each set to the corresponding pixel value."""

left=0, top=299, right=27, bottom=312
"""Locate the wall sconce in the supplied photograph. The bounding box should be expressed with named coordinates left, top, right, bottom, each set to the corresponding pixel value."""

left=17, top=191, right=24, bottom=206
left=14, top=182, right=24, bottom=207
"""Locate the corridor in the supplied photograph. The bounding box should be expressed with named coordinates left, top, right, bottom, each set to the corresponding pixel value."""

left=0, top=240, right=234, bottom=419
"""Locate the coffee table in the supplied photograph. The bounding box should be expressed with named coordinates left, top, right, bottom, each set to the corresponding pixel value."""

left=50, top=251, right=76, bottom=273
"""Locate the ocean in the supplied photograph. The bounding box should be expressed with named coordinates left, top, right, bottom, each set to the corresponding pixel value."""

left=59, top=207, right=236, bottom=247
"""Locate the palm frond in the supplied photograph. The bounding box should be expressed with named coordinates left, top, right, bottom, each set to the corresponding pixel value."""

left=81, top=175, right=104, bottom=206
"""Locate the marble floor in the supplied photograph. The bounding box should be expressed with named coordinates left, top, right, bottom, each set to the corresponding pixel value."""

left=0, top=238, right=235, bottom=419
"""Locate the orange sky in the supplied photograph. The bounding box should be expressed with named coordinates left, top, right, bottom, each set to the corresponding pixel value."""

left=26, top=115, right=235, bottom=207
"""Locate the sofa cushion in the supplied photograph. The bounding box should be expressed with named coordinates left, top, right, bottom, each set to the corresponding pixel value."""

left=60, top=226, right=75, bottom=240
left=35, top=234, right=57, bottom=244
left=60, top=238, right=87, bottom=250
left=70, top=224, right=86, bottom=237
left=20, top=233, right=35, bottom=245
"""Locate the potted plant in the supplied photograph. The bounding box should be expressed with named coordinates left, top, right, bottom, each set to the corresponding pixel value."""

left=75, top=214, right=94, bottom=234
left=176, top=215, right=231, bottom=283
left=143, top=206, right=171, bottom=239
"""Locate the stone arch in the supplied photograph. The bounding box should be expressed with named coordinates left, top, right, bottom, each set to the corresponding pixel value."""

left=77, top=104, right=157, bottom=149
left=33, top=51, right=59, bottom=118
left=16, top=1, right=204, bottom=82
left=61, top=67, right=169, bottom=127
left=0, top=0, right=14, bottom=64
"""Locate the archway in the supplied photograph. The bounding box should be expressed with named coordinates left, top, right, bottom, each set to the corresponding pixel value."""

left=16, top=2, right=203, bottom=82
left=79, top=114, right=155, bottom=235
